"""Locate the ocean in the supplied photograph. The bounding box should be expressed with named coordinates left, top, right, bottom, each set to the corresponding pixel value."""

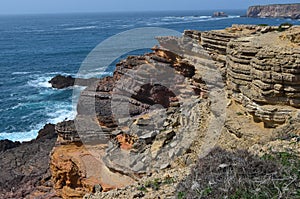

left=0, top=10, right=299, bottom=142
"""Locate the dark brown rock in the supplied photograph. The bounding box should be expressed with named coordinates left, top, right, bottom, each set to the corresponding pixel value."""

left=49, top=75, right=75, bottom=89
left=0, top=139, right=20, bottom=152
left=0, top=124, right=57, bottom=198
left=49, top=74, right=99, bottom=89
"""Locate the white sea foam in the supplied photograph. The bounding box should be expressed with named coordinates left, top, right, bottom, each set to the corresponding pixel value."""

left=65, top=26, right=97, bottom=31
left=27, top=76, right=52, bottom=88
left=0, top=129, right=40, bottom=142
left=0, top=104, right=76, bottom=142
left=146, top=15, right=240, bottom=26
left=10, top=103, right=24, bottom=110
left=46, top=101, right=76, bottom=123
left=12, top=71, right=32, bottom=75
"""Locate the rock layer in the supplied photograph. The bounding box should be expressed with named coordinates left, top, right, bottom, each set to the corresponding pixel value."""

left=247, top=4, right=300, bottom=19
left=185, top=25, right=300, bottom=127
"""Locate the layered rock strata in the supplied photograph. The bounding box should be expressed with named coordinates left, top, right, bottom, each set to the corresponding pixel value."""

left=49, top=33, right=226, bottom=198
left=185, top=25, right=300, bottom=127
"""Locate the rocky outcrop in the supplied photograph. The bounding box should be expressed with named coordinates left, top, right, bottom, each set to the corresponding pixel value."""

left=184, top=25, right=300, bottom=127
left=0, top=139, right=20, bottom=152
left=10, top=24, right=293, bottom=199
left=226, top=27, right=300, bottom=126
left=0, top=124, right=58, bottom=199
left=49, top=31, right=226, bottom=198
left=247, top=4, right=300, bottom=19
left=212, top=12, right=228, bottom=18
left=185, top=25, right=280, bottom=78
left=49, top=75, right=98, bottom=89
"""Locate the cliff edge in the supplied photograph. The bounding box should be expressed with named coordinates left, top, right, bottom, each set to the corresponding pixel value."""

left=247, top=3, right=300, bottom=19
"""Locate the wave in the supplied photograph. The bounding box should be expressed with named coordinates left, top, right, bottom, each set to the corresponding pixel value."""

left=27, top=76, right=52, bottom=88
left=12, top=71, right=32, bottom=75
left=27, top=72, right=76, bottom=88
left=0, top=102, right=75, bottom=142
left=0, top=128, right=40, bottom=142
left=46, top=107, right=76, bottom=124
left=10, top=103, right=24, bottom=110
left=146, top=15, right=240, bottom=26
left=65, top=26, right=97, bottom=31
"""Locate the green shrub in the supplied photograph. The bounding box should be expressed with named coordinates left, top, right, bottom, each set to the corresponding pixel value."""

left=258, top=24, right=268, bottom=26
left=278, top=23, right=293, bottom=32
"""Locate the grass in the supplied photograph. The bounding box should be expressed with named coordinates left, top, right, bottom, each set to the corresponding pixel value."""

left=138, top=176, right=175, bottom=193
left=258, top=24, right=269, bottom=26
left=177, top=147, right=300, bottom=199
left=178, top=191, right=186, bottom=199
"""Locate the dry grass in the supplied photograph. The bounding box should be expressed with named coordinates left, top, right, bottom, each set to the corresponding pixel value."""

left=177, top=147, right=300, bottom=199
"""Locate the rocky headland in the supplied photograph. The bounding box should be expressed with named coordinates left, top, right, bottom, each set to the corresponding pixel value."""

left=1, top=24, right=300, bottom=198
left=247, top=3, right=300, bottom=19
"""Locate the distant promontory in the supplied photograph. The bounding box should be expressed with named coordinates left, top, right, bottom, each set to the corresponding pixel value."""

left=247, top=3, right=300, bottom=19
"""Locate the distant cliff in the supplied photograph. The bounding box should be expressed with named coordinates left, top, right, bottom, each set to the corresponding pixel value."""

left=247, top=4, right=300, bottom=19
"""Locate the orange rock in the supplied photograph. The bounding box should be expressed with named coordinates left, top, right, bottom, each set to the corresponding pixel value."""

left=50, top=142, right=135, bottom=199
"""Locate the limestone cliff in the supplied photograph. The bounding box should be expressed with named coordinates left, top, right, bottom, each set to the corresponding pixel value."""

left=185, top=25, right=300, bottom=127
left=247, top=4, right=300, bottom=19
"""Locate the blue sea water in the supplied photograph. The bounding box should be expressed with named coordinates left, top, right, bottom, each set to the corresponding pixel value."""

left=0, top=10, right=299, bottom=142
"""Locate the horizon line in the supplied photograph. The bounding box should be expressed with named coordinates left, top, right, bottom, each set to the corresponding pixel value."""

left=0, top=8, right=247, bottom=17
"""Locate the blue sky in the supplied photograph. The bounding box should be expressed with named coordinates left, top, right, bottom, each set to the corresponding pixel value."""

left=1, top=0, right=299, bottom=14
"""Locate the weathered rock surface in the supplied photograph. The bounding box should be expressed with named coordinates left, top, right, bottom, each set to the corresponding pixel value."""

left=7, top=24, right=295, bottom=199
left=50, top=32, right=223, bottom=198
left=247, top=3, right=300, bottom=19
left=0, top=124, right=58, bottom=199
left=185, top=25, right=300, bottom=127
left=0, top=139, right=20, bottom=152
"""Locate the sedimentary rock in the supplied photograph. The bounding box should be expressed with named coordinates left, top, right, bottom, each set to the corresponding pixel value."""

left=49, top=33, right=223, bottom=198
left=247, top=4, right=300, bottom=19
left=185, top=25, right=300, bottom=127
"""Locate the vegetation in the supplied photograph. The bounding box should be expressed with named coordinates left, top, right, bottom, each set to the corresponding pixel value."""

left=278, top=23, right=293, bottom=32
left=137, top=176, right=175, bottom=192
left=177, top=147, right=300, bottom=199
left=258, top=24, right=269, bottom=26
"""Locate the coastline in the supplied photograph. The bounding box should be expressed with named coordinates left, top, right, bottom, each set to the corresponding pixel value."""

left=1, top=23, right=300, bottom=198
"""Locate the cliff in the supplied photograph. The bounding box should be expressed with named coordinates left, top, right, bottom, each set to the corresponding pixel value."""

left=1, top=24, right=300, bottom=199
left=247, top=3, right=300, bottom=19
left=85, top=25, right=300, bottom=198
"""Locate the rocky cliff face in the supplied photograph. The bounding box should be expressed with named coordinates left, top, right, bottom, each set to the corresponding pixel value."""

left=2, top=24, right=299, bottom=199
left=247, top=4, right=300, bottom=19
left=84, top=25, right=300, bottom=199
left=185, top=25, right=300, bottom=127
left=49, top=35, right=220, bottom=198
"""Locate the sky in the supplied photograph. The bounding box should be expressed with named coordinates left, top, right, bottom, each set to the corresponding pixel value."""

left=0, top=0, right=299, bottom=15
